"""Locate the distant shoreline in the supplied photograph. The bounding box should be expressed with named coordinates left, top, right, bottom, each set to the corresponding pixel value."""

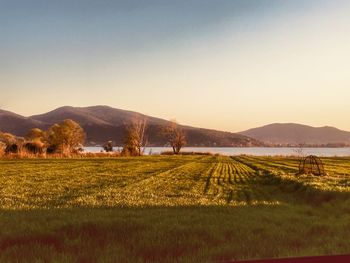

left=84, top=146, right=350, bottom=157
left=86, top=145, right=350, bottom=148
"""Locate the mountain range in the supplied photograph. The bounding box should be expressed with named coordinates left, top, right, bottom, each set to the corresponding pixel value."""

left=239, top=123, right=350, bottom=146
left=0, top=106, right=260, bottom=147
left=1, top=106, right=350, bottom=147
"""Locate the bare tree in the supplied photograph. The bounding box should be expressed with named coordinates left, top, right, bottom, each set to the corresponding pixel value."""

left=164, top=120, right=186, bottom=154
left=293, top=142, right=306, bottom=158
left=122, top=118, right=147, bottom=156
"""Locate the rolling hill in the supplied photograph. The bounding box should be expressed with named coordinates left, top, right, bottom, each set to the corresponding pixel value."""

left=239, top=123, right=350, bottom=146
left=0, top=109, right=45, bottom=135
left=0, top=106, right=261, bottom=147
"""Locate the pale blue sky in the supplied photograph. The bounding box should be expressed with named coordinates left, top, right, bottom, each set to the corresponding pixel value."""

left=1, top=0, right=350, bottom=131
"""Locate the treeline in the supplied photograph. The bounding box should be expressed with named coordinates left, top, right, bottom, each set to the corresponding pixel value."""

left=0, top=118, right=186, bottom=157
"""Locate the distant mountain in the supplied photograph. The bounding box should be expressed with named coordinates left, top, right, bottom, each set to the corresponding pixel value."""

left=0, top=109, right=45, bottom=135
left=30, top=106, right=167, bottom=127
left=239, top=123, right=350, bottom=146
left=0, top=106, right=261, bottom=147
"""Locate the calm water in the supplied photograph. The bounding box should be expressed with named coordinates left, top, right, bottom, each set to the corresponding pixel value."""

left=84, top=147, right=350, bottom=157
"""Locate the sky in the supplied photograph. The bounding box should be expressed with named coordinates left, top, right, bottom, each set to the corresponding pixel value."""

left=1, top=0, right=350, bottom=132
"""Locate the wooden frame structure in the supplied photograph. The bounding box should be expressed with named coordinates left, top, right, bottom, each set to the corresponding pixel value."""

left=298, top=155, right=325, bottom=176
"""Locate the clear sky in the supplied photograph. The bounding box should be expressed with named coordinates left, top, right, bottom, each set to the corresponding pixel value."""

left=1, top=0, right=350, bottom=132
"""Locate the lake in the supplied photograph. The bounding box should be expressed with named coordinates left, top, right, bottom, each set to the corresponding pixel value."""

left=83, top=147, right=350, bottom=157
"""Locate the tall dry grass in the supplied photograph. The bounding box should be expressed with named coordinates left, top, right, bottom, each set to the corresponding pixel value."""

left=0, top=150, right=121, bottom=159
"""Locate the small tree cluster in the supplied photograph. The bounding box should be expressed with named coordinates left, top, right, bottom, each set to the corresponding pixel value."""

left=0, top=119, right=85, bottom=157
left=0, top=132, right=24, bottom=155
left=0, top=117, right=187, bottom=158
left=25, top=128, right=46, bottom=154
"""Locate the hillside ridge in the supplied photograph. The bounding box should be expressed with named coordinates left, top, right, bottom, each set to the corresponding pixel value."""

left=1, top=106, right=260, bottom=147
left=239, top=123, right=350, bottom=146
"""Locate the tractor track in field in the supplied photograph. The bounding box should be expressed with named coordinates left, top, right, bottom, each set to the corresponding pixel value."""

left=97, top=156, right=218, bottom=206
left=203, top=156, right=279, bottom=205
left=232, top=156, right=350, bottom=205
left=237, top=156, right=298, bottom=174
left=46, top=159, right=194, bottom=208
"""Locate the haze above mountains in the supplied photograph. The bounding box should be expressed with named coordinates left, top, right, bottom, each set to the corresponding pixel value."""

left=1, top=106, right=350, bottom=147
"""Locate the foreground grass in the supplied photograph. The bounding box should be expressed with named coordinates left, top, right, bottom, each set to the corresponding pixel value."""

left=0, top=156, right=349, bottom=262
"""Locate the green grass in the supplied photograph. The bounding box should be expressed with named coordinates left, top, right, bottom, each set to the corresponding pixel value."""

left=0, top=155, right=349, bottom=262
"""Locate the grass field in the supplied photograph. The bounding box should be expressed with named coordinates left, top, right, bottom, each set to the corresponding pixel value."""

left=0, top=155, right=350, bottom=262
